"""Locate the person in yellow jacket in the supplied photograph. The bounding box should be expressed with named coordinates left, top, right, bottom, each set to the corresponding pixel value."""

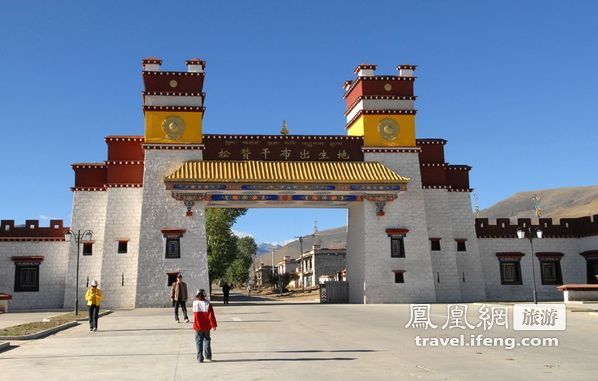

left=85, top=280, right=103, bottom=332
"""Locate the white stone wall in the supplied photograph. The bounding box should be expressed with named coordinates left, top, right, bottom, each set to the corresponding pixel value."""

left=422, top=190, right=462, bottom=302
left=99, top=188, right=143, bottom=309
left=578, top=235, right=598, bottom=257
left=0, top=241, right=68, bottom=310
left=63, top=191, right=108, bottom=309
left=136, top=149, right=209, bottom=307
left=347, top=202, right=366, bottom=303
left=478, top=237, right=593, bottom=301
left=359, top=152, right=436, bottom=303
left=314, top=253, right=346, bottom=283
left=447, top=192, right=486, bottom=301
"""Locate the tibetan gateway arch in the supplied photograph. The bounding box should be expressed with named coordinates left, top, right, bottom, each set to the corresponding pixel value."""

left=66, top=58, right=483, bottom=308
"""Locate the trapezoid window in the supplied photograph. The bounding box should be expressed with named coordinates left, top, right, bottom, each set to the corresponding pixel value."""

left=11, top=257, right=44, bottom=292
left=496, top=253, right=524, bottom=285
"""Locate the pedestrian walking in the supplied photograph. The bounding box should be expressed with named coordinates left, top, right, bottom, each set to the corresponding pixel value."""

left=193, top=289, right=217, bottom=363
left=222, top=282, right=231, bottom=304
left=171, top=274, right=189, bottom=323
left=85, top=280, right=103, bottom=332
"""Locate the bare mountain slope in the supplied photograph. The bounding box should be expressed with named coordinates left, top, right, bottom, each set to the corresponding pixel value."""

left=479, top=185, right=598, bottom=221
left=255, top=226, right=347, bottom=266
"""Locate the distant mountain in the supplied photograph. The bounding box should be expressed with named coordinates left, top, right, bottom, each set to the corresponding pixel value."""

left=255, top=226, right=347, bottom=266
left=480, top=185, right=598, bottom=221
left=256, top=242, right=283, bottom=257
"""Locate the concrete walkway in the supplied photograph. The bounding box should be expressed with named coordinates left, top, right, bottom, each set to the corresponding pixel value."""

left=1, top=294, right=597, bottom=380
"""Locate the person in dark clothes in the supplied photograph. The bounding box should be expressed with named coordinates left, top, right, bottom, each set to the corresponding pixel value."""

left=222, top=282, right=231, bottom=304
left=171, top=274, right=189, bottom=323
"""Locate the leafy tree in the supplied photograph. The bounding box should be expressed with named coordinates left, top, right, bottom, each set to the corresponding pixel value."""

left=206, top=208, right=247, bottom=284
left=272, top=272, right=298, bottom=291
left=226, top=236, right=257, bottom=286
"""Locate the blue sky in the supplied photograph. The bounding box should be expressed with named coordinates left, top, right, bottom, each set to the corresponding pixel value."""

left=0, top=1, right=596, bottom=244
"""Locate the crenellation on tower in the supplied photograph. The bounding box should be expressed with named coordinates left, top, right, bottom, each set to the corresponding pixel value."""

left=185, top=58, right=206, bottom=73
left=344, top=64, right=417, bottom=147
left=142, top=58, right=206, bottom=144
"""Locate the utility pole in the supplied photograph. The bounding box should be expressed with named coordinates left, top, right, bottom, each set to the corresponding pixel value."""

left=296, top=236, right=305, bottom=292
left=271, top=248, right=275, bottom=286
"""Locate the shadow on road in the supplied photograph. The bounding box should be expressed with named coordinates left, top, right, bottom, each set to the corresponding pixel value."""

left=0, top=349, right=372, bottom=360
left=96, top=328, right=190, bottom=332
left=220, top=320, right=282, bottom=323
left=210, top=291, right=319, bottom=307
left=211, top=357, right=356, bottom=363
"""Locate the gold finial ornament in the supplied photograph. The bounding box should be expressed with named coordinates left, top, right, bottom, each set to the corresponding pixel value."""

left=280, top=120, right=289, bottom=135
left=162, top=116, right=186, bottom=141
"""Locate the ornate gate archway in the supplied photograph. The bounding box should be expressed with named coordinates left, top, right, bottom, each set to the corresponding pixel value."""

left=69, top=58, right=484, bottom=307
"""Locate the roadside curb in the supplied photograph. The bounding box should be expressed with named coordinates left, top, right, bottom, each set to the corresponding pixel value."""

left=0, top=321, right=79, bottom=341
left=0, top=341, right=9, bottom=352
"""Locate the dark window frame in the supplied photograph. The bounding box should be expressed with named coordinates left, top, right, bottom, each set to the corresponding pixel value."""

left=499, top=260, right=522, bottom=285
left=82, top=242, right=93, bottom=256
left=430, top=238, right=441, bottom=251
left=585, top=258, right=598, bottom=284
left=167, top=272, right=180, bottom=287
left=539, top=260, right=562, bottom=285
left=394, top=272, right=405, bottom=283
left=14, top=264, right=40, bottom=292
left=456, top=240, right=467, bottom=252
left=390, top=236, right=406, bottom=258
left=117, top=240, right=128, bottom=254
left=165, top=237, right=181, bottom=259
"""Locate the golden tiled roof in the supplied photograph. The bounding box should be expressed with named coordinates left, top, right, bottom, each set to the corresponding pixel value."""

left=165, top=160, right=409, bottom=184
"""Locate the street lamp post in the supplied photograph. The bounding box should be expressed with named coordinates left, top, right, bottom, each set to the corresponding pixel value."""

left=65, top=229, right=93, bottom=315
left=516, top=226, right=543, bottom=304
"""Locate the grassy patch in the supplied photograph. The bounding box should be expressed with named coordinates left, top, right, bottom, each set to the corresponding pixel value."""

left=0, top=310, right=106, bottom=337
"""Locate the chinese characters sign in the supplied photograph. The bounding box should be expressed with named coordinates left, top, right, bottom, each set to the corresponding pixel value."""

left=202, top=135, right=364, bottom=162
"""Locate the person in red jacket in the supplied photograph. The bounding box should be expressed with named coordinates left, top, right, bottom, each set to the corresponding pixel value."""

left=192, top=289, right=217, bottom=363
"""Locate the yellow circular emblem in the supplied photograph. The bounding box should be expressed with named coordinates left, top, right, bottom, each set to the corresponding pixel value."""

left=378, top=118, right=399, bottom=141
left=162, top=116, right=186, bottom=140
left=384, top=83, right=392, bottom=91
left=169, top=80, right=178, bottom=88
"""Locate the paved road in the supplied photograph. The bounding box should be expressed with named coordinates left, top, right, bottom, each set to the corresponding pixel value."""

left=1, top=294, right=597, bottom=380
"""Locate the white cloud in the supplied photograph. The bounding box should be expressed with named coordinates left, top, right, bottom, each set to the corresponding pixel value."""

left=232, top=230, right=254, bottom=238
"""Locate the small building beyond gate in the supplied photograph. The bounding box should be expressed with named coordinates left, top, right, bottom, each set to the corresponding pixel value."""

left=320, top=281, right=349, bottom=304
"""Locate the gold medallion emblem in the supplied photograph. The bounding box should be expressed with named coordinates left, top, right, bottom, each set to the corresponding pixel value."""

left=162, top=116, right=185, bottom=141
left=378, top=118, right=399, bottom=141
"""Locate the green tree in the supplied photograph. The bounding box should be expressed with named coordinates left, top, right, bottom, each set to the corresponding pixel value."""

left=226, top=236, right=257, bottom=285
left=206, top=208, right=247, bottom=284
left=272, top=272, right=298, bottom=291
